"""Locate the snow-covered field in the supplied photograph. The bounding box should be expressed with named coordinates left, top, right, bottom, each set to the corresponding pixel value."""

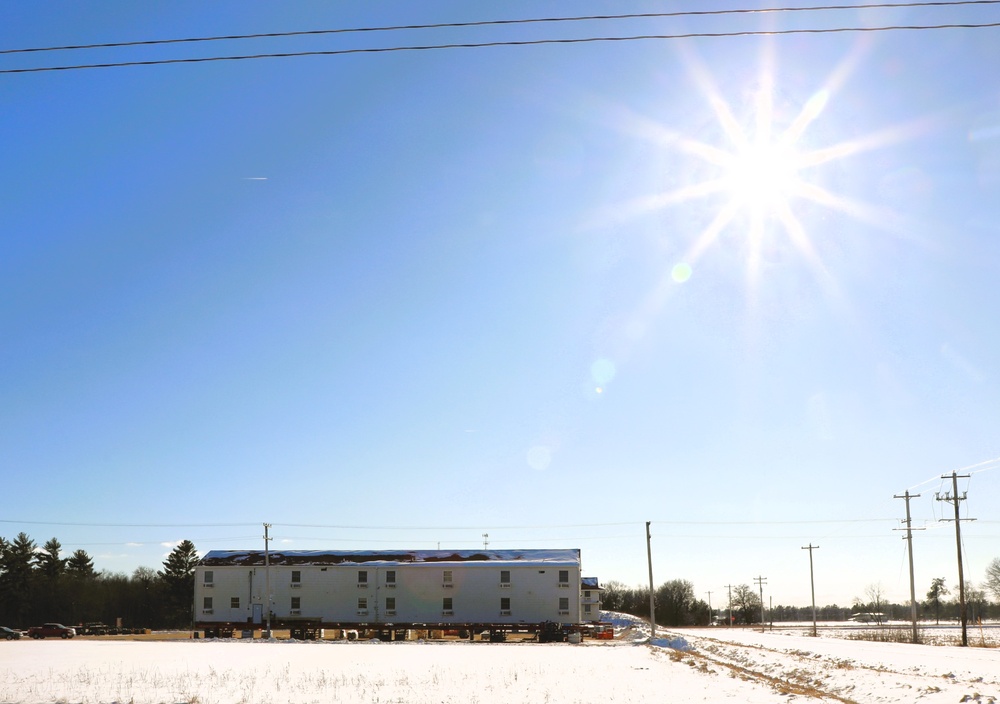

left=1, top=616, right=997, bottom=703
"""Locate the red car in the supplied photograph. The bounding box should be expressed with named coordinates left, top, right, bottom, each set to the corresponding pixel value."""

left=27, top=623, right=75, bottom=639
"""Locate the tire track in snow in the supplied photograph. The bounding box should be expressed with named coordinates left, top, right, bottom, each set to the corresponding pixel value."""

left=651, top=638, right=861, bottom=703
left=655, top=630, right=999, bottom=703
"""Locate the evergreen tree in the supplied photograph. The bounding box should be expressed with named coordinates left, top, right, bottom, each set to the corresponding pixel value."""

left=0, top=533, right=38, bottom=626
left=0, top=537, right=9, bottom=624
left=35, top=537, right=69, bottom=621
left=38, top=537, right=66, bottom=579
left=158, top=540, right=199, bottom=627
left=66, top=549, right=96, bottom=578
left=64, top=549, right=98, bottom=626
left=132, top=566, right=163, bottom=628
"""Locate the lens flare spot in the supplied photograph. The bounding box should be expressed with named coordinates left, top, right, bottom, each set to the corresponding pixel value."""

left=591, top=358, right=617, bottom=386
left=671, top=263, right=693, bottom=283
left=803, top=90, right=830, bottom=122
left=526, top=446, right=552, bottom=471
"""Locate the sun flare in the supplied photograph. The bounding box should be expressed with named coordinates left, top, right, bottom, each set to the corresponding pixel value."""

left=633, top=78, right=873, bottom=288
left=723, top=139, right=802, bottom=213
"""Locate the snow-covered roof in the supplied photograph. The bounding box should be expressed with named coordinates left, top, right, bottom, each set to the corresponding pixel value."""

left=200, top=548, right=581, bottom=567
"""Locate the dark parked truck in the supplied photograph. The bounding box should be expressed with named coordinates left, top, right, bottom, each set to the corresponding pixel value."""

left=76, top=623, right=109, bottom=636
left=27, top=623, right=75, bottom=639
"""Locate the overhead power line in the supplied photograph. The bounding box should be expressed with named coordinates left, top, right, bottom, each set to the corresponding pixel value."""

left=3, top=21, right=1000, bottom=75
left=2, top=517, right=903, bottom=530
left=3, top=0, right=998, bottom=56
left=0, top=519, right=259, bottom=528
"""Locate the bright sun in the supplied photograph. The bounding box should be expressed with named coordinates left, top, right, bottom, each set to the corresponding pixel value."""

left=653, top=82, right=839, bottom=285
left=723, top=139, right=802, bottom=213
left=600, top=52, right=925, bottom=302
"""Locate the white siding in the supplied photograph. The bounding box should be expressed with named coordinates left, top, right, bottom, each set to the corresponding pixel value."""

left=195, top=554, right=581, bottom=626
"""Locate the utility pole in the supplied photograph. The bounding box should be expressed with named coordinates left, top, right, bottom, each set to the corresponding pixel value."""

left=263, top=522, right=272, bottom=638
left=706, top=590, right=713, bottom=626
left=646, top=522, right=656, bottom=639
left=801, top=544, right=819, bottom=637
left=482, top=533, right=489, bottom=550
left=727, top=584, right=736, bottom=628
left=754, top=576, right=767, bottom=631
left=894, top=491, right=923, bottom=644
left=936, top=472, right=975, bottom=647
left=754, top=576, right=767, bottom=632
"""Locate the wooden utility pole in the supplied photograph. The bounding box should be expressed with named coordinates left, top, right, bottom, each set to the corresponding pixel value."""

left=801, top=544, right=819, bottom=637
left=263, top=522, right=273, bottom=638
left=646, top=521, right=656, bottom=639
left=894, top=490, right=923, bottom=644
left=754, top=575, right=767, bottom=632
left=706, top=590, right=713, bottom=625
left=725, top=584, right=733, bottom=627
left=936, top=473, right=975, bottom=646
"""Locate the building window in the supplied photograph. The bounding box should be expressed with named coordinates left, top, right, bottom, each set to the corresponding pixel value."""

left=358, top=597, right=368, bottom=610
left=500, top=597, right=511, bottom=614
left=231, top=597, right=240, bottom=609
left=500, top=570, right=510, bottom=586
left=385, top=570, right=396, bottom=587
left=558, top=597, right=569, bottom=614
left=203, top=596, right=213, bottom=610
left=442, top=570, right=453, bottom=587
left=442, top=597, right=453, bottom=614
left=584, top=604, right=592, bottom=614
left=584, top=590, right=591, bottom=598
left=558, top=570, right=569, bottom=586
left=203, top=570, right=214, bottom=586
left=291, top=570, right=301, bottom=586
left=358, top=570, right=368, bottom=586
left=291, top=596, right=301, bottom=610
left=385, top=597, right=396, bottom=614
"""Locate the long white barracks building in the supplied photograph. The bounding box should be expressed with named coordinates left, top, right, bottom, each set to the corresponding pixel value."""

left=194, top=548, right=601, bottom=637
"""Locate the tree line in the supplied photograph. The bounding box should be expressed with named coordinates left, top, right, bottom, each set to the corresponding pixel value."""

left=0, top=532, right=200, bottom=629
left=857, top=569, right=1000, bottom=625
left=602, top=558, right=1000, bottom=627
left=601, top=579, right=772, bottom=626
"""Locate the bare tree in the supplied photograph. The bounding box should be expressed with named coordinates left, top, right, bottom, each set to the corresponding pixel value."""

left=655, top=579, right=695, bottom=626
left=926, top=577, right=949, bottom=625
left=731, top=584, right=762, bottom=625
left=984, top=558, right=1000, bottom=602
left=964, top=582, right=988, bottom=625
left=855, top=583, right=886, bottom=625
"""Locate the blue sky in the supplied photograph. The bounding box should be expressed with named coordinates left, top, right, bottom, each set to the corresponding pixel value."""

left=2, top=1, right=999, bottom=609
